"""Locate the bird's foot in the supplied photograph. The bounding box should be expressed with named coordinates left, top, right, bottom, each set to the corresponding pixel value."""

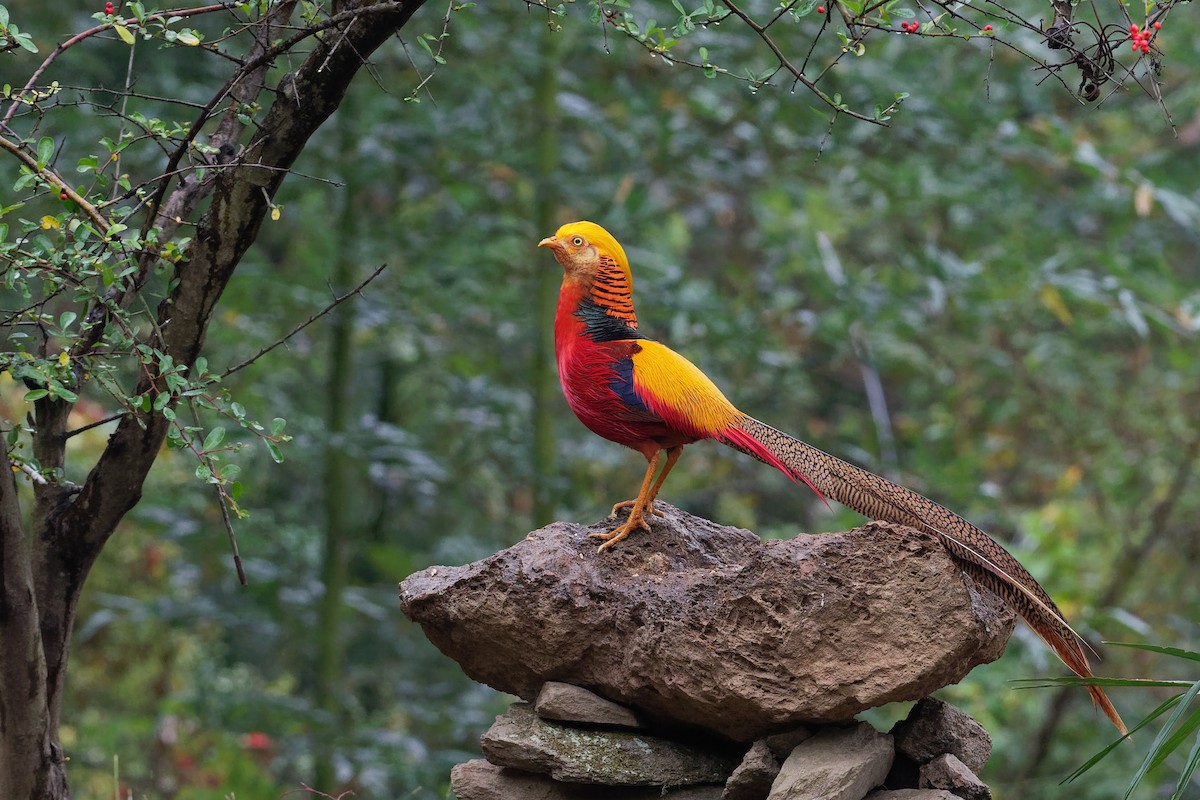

left=590, top=510, right=652, bottom=553
left=609, top=499, right=664, bottom=519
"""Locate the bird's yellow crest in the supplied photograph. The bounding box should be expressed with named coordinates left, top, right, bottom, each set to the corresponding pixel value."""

left=553, top=221, right=634, bottom=293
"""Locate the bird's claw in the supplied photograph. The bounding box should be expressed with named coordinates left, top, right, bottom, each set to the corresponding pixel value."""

left=609, top=499, right=664, bottom=519
left=590, top=512, right=652, bottom=552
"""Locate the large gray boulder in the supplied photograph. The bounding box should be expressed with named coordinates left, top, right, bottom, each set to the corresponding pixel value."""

left=400, top=505, right=1014, bottom=741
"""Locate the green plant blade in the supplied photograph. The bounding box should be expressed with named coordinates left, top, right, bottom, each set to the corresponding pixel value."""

left=1125, top=680, right=1200, bottom=799
left=1066, top=694, right=1182, bottom=783
left=1149, top=703, right=1200, bottom=772
left=1105, top=642, right=1200, bottom=662
left=1013, top=677, right=1192, bottom=690
left=1171, top=720, right=1200, bottom=800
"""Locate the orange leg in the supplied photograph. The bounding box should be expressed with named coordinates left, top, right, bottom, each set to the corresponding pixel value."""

left=595, top=446, right=684, bottom=552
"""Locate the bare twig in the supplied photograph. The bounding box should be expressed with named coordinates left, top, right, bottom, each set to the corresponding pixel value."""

left=720, top=0, right=883, bottom=125
left=215, top=483, right=247, bottom=585
left=1, top=4, right=230, bottom=127
left=221, top=263, right=389, bottom=379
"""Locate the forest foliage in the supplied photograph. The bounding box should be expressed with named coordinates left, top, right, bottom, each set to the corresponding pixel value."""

left=2, top=0, right=1199, bottom=797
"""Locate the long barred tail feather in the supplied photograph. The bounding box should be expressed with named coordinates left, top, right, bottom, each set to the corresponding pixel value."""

left=721, top=415, right=1127, bottom=735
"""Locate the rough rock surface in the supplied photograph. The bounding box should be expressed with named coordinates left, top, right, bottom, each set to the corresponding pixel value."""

left=722, top=740, right=780, bottom=800
left=865, top=791, right=964, bottom=800
left=919, top=754, right=990, bottom=800
left=400, top=505, right=1014, bottom=741
left=763, top=728, right=814, bottom=761
left=480, top=703, right=737, bottom=786
left=767, top=722, right=893, bottom=800
left=891, top=698, right=992, bottom=772
left=536, top=681, right=644, bottom=729
left=451, top=759, right=724, bottom=800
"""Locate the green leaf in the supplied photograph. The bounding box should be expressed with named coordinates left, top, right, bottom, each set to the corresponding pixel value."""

left=59, top=311, right=76, bottom=330
left=37, top=137, right=54, bottom=168
left=14, top=31, right=37, bottom=53
left=0, top=6, right=9, bottom=27
left=114, top=23, right=136, bottom=45
left=270, top=417, right=286, bottom=436
left=203, top=426, right=225, bottom=451
left=24, top=388, right=48, bottom=401
left=266, top=441, right=283, bottom=464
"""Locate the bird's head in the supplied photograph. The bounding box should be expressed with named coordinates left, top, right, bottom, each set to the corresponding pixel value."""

left=538, top=221, right=633, bottom=292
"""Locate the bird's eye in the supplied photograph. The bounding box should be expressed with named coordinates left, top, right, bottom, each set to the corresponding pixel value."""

left=570, top=236, right=585, bottom=247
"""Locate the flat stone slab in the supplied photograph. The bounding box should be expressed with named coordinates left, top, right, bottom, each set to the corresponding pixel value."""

left=480, top=703, right=738, bottom=786
left=536, top=681, right=644, bottom=729
left=865, top=791, right=965, bottom=800
left=401, top=505, right=1014, bottom=741
left=451, top=759, right=724, bottom=800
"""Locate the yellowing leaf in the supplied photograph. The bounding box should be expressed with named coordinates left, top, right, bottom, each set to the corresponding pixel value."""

left=58, top=351, right=69, bottom=367
left=41, top=215, right=60, bottom=230
left=271, top=207, right=281, bottom=221
left=1039, top=284, right=1073, bottom=326
left=176, top=31, right=200, bottom=46
left=1057, top=463, right=1083, bottom=491
left=114, top=24, right=136, bottom=45
left=1133, top=183, right=1154, bottom=217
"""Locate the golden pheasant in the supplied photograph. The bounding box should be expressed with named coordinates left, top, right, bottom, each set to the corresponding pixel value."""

left=539, top=220, right=1126, bottom=735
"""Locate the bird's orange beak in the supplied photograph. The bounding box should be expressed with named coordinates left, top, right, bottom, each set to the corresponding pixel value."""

left=538, top=236, right=562, bottom=253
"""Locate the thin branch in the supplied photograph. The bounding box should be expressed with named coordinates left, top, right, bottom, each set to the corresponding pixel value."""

left=0, top=135, right=109, bottom=231
left=64, top=413, right=126, bottom=440
left=720, top=0, right=884, bottom=125
left=215, top=483, right=247, bottom=585
left=1, top=4, right=230, bottom=127
left=221, top=263, right=388, bottom=379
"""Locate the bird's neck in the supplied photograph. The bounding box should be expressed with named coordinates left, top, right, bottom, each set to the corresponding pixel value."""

left=555, top=272, right=642, bottom=347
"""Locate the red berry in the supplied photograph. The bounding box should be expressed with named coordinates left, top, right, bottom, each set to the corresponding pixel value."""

left=983, top=24, right=993, bottom=32
left=60, top=191, right=67, bottom=200
left=817, top=5, right=826, bottom=13
left=1153, top=21, right=1161, bottom=29
left=105, top=1, right=114, bottom=12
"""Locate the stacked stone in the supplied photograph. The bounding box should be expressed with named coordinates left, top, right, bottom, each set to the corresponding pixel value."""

left=401, top=506, right=1014, bottom=800
left=450, top=685, right=992, bottom=800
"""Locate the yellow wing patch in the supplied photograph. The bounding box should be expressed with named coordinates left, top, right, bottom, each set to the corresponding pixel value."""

left=631, top=340, right=743, bottom=436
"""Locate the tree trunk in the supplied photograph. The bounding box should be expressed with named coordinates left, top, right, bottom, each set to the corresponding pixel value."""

left=313, top=89, right=364, bottom=789
left=0, top=2, right=426, bottom=795
left=530, top=22, right=564, bottom=527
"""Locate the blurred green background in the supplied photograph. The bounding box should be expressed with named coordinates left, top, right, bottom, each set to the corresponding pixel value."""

left=2, top=1, right=1199, bottom=797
